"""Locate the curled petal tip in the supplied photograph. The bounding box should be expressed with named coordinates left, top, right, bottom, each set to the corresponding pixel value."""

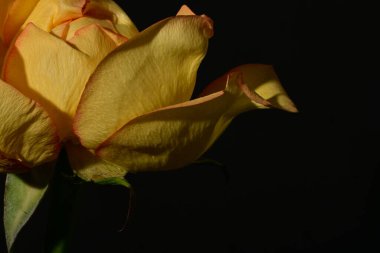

left=200, top=14, right=214, bottom=38
left=232, top=72, right=271, bottom=108
left=276, top=94, right=298, bottom=113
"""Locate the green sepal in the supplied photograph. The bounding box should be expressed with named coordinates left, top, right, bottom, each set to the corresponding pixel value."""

left=4, top=163, right=54, bottom=252
left=93, top=177, right=133, bottom=232
left=93, top=177, right=131, bottom=188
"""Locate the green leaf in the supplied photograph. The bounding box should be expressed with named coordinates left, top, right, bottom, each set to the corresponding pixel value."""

left=4, top=163, right=54, bottom=252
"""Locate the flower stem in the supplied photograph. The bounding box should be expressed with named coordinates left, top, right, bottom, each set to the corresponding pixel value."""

left=44, top=152, right=80, bottom=253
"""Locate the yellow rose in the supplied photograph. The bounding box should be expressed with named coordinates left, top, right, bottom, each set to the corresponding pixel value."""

left=0, top=1, right=297, bottom=180
left=0, top=0, right=137, bottom=172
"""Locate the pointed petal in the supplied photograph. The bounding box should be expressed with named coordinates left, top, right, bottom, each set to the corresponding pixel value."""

left=4, top=164, right=53, bottom=251
left=0, top=79, right=59, bottom=170
left=74, top=14, right=213, bottom=149
left=0, top=0, right=40, bottom=45
left=52, top=16, right=118, bottom=40
left=96, top=71, right=271, bottom=172
left=201, top=64, right=298, bottom=112
left=68, top=24, right=127, bottom=59
left=65, top=143, right=125, bottom=181
left=83, top=0, right=139, bottom=38
left=176, top=5, right=196, bottom=16
left=2, top=23, right=96, bottom=139
left=50, top=20, right=71, bottom=39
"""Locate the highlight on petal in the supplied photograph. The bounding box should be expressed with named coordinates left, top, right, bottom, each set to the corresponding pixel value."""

left=2, top=23, right=94, bottom=139
left=201, top=64, right=298, bottom=113
left=0, top=79, right=60, bottom=172
left=83, top=0, right=139, bottom=38
left=74, top=14, right=213, bottom=149
left=21, top=0, right=86, bottom=32
left=96, top=71, right=272, bottom=172
left=0, top=0, right=39, bottom=45
left=65, top=143, right=125, bottom=181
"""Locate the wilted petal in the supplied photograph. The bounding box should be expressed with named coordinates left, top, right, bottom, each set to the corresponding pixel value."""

left=2, top=23, right=94, bottom=139
left=74, top=14, right=213, bottom=149
left=0, top=0, right=40, bottom=45
left=0, top=79, right=59, bottom=172
left=201, top=64, right=298, bottom=113
left=83, top=0, right=139, bottom=38
left=65, top=143, right=125, bottom=181
left=96, top=70, right=273, bottom=172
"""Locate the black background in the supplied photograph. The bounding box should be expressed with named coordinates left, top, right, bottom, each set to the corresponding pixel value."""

left=1, top=0, right=379, bottom=252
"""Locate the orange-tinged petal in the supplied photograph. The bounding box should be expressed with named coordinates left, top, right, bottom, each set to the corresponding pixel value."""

left=52, top=16, right=118, bottom=40
left=74, top=14, right=213, bottom=149
left=0, top=0, right=40, bottom=45
left=2, top=23, right=94, bottom=139
left=83, top=0, right=138, bottom=38
left=68, top=24, right=127, bottom=59
left=176, top=5, right=196, bottom=16
left=21, top=0, right=86, bottom=32
left=65, top=143, right=125, bottom=181
left=201, top=64, right=298, bottom=113
left=50, top=20, right=70, bottom=39
left=0, top=0, right=10, bottom=28
left=0, top=39, right=6, bottom=69
left=96, top=71, right=271, bottom=172
left=0, top=79, right=59, bottom=172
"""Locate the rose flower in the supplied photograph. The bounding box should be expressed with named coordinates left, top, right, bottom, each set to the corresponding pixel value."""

left=0, top=0, right=297, bottom=181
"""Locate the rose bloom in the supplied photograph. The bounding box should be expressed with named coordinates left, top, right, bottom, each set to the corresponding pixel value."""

left=0, top=0, right=297, bottom=181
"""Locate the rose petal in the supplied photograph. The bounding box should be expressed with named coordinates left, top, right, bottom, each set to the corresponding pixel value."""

left=0, top=39, right=6, bottom=69
left=52, top=16, right=118, bottom=40
left=95, top=70, right=273, bottom=172
left=0, top=79, right=59, bottom=172
left=201, top=64, right=298, bottom=113
left=176, top=5, right=196, bottom=16
left=0, top=0, right=40, bottom=45
left=2, top=23, right=94, bottom=139
left=83, top=0, right=139, bottom=38
left=74, top=14, right=213, bottom=149
left=50, top=20, right=71, bottom=39
left=21, top=0, right=86, bottom=32
left=65, top=143, right=125, bottom=181
left=68, top=23, right=127, bottom=59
